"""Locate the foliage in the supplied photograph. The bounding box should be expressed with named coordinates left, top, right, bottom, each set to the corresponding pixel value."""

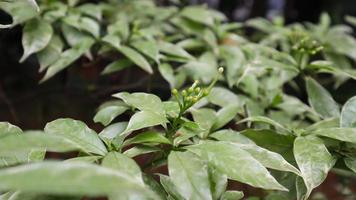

left=1, top=0, right=356, bottom=200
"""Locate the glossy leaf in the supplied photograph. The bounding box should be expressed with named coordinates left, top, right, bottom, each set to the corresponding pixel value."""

left=0, top=122, right=22, bottom=138
left=211, top=130, right=299, bottom=175
left=159, top=174, right=185, bottom=200
left=187, top=141, right=287, bottom=191
left=123, top=145, right=160, bottom=158
left=122, top=111, right=168, bottom=135
left=20, top=18, right=53, bottom=62
left=238, top=116, right=290, bottom=133
left=124, top=131, right=171, bottom=146
left=37, top=35, right=63, bottom=72
left=102, top=152, right=143, bottom=184
left=210, top=129, right=255, bottom=145
left=158, top=41, right=194, bottom=60
left=294, top=136, right=336, bottom=200
left=209, top=165, right=227, bottom=200
left=181, top=6, right=214, bottom=26
left=191, top=108, right=217, bottom=132
left=131, top=40, right=160, bottom=63
left=99, top=122, right=128, bottom=145
left=0, top=131, right=79, bottom=156
left=65, top=156, right=101, bottom=163
left=340, top=96, right=356, bottom=128
left=41, top=38, right=94, bottom=82
left=118, top=46, right=153, bottom=74
left=44, top=118, right=107, bottom=156
left=168, top=151, right=212, bottom=200
left=311, top=127, right=356, bottom=143
left=212, top=104, right=239, bottom=130
left=101, top=59, right=132, bottom=75
left=306, top=77, right=340, bottom=119
left=0, top=1, right=38, bottom=27
left=94, top=106, right=128, bottom=126
left=0, top=162, right=155, bottom=197
left=207, top=87, right=240, bottom=107
left=221, top=191, right=244, bottom=200
left=113, top=92, right=165, bottom=115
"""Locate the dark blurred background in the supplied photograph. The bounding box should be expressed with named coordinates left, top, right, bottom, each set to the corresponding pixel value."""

left=0, top=0, right=356, bottom=129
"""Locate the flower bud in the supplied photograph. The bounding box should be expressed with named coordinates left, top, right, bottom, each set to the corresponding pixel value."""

left=186, top=96, right=192, bottom=102
left=195, top=87, right=201, bottom=94
left=188, top=87, right=194, bottom=93
left=182, top=90, right=187, bottom=96
left=192, top=97, right=198, bottom=103
left=218, top=67, right=224, bottom=73
left=203, top=89, right=210, bottom=96
left=172, top=89, right=178, bottom=95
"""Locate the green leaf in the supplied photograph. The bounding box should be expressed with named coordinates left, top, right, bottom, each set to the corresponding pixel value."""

left=311, top=127, right=356, bottom=143
left=123, top=145, right=160, bottom=158
left=158, top=41, right=194, bottom=60
left=211, top=130, right=299, bottom=175
left=246, top=17, right=275, bottom=33
left=241, top=129, right=295, bottom=162
left=37, top=35, right=63, bottom=72
left=344, top=157, right=356, bottom=173
left=191, top=108, right=217, bottom=133
left=65, top=156, right=101, bottom=163
left=207, top=87, right=241, bottom=107
left=168, top=151, right=212, bottom=200
left=219, top=45, right=245, bottom=87
left=212, top=104, right=239, bottom=130
left=102, top=34, right=121, bottom=49
left=113, top=92, right=165, bottom=115
left=102, top=152, right=143, bottom=184
left=118, top=45, right=153, bottom=74
left=41, top=38, right=94, bottom=82
left=107, top=19, right=129, bottom=40
left=346, top=15, right=356, bottom=26
left=142, top=174, right=167, bottom=200
left=181, top=6, right=214, bottom=26
left=61, top=24, right=91, bottom=47
left=44, top=118, right=107, bottom=156
left=0, top=122, right=22, bottom=138
left=0, top=131, right=79, bottom=157
left=235, top=144, right=300, bottom=175
left=306, top=77, right=340, bottom=119
left=94, top=105, right=128, bottom=126
left=131, top=40, right=160, bottom=63
left=158, top=63, right=177, bottom=89
left=122, top=111, right=168, bottom=135
left=159, top=174, right=185, bottom=200
left=294, top=136, right=336, bottom=200
left=77, top=3, right=102, bottom=21
left=238, top=116, right=290, bottom=133
left=101, top=59, right=132, bottom=75
left=210, top=129, right=255, bottom=144
left=296, top=176, right=308, bottom=200
left=78, top=17, right=100, bottom=38
left=221, top=191, right=244, bottom=200
left=341, top=96, right=356, bottom=128
left=20, top=18, right=53, bottom=62
left=306, top=118, right=339, bottom=132
left=0, top=1, right=38, bottom=27
left=99, top=122, right=128, bottom=145
left=187, top=141, right=287, bottom=191
left=124, top=131, right=171, bottom=146
left=0, top=162, right=155, bottom=197
left=208, top=165, right=227, bottom=200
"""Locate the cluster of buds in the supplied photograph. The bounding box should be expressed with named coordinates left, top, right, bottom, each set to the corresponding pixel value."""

left=289, top=32, right=324, bottom=55
left=172, top=67, right=224, bottom=113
